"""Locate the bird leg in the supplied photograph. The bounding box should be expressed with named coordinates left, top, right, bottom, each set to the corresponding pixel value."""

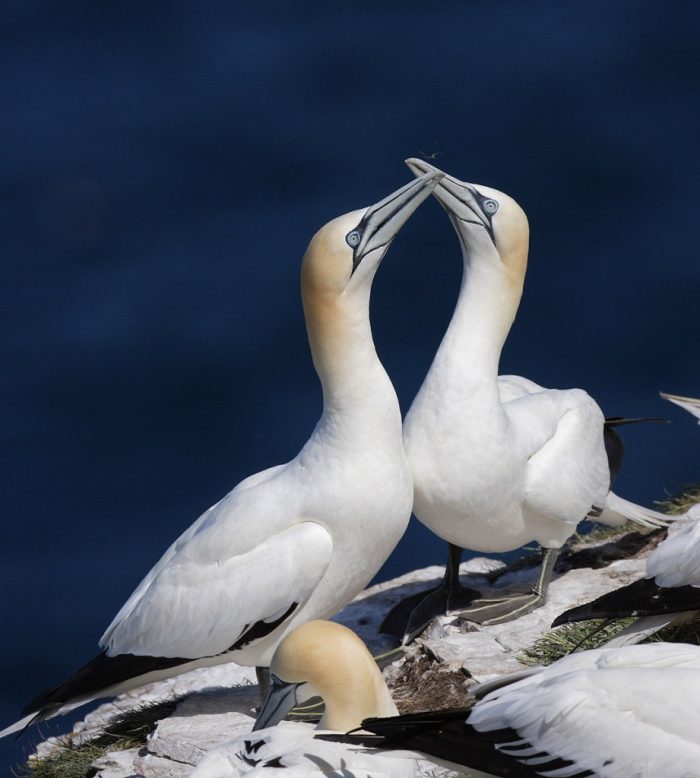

left=452, top=547, right=560, bottom=625
left=380, top=543, right=481, bottom=644
left=256, top=666, right=270, bottom=705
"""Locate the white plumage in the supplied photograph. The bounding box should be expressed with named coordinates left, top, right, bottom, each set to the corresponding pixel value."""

left=552, top=386, right=700, bottom=644
left=190, top=721, right=417, bottom=778
left=191, top=621, right=420, bottom=778
left=1, top=172, right=442, bottom=738
left=465, top=644, right=700, bottom=777
left=386, top=159, right=672, bottom=636
left=661, top=391, right=700, bottom=424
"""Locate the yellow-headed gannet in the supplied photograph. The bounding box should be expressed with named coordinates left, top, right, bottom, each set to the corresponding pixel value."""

left=190, top=621, right=416, bottom=778
left=353, top=643, right=700, bottom=778
left=1, top=172, right=442, bottom=739
left=384, top=159, right=674, bottom=641
left=661, top=391, right=700, bottom=424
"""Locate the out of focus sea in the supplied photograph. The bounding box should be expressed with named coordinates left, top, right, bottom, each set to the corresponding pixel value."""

left=1, top=2, right=699, bottom=772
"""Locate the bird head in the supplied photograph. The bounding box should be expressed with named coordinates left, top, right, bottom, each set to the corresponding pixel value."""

left=405, top=158, right=528, bottom=288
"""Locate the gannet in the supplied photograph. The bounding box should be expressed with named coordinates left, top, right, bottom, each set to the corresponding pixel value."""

left=353, top=643, right=700, bottom=778
left=385, top=159, right=673, bottom=640
left=552, top=392, right=700, bottom=646
left=661, top=391, right=700, bottom=424
left=0, top=171, right=442, bottom=738
left=190, top=621, right=417, bottom=778
left=554, top=390, right=700, bottom=643
left=553, top=507, right=700, bottom=645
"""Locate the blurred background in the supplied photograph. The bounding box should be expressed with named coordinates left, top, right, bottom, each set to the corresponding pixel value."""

left=1, top=0, right=699, bottom=770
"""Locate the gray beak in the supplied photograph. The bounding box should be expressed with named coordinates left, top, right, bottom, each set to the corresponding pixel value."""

left=405, top=158, right=495, bottom=243
left=253, top=676, right=302, bottom=731
left=350, top=170, right=443, bottom=274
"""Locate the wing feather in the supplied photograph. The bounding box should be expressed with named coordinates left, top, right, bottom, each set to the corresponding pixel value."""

left=504, top=388, right=609, bottom=525
left=101, top=522, right=333, bottom=658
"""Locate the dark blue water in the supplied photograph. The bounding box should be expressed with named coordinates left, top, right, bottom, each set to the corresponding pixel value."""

left=2, top=1, right=699, bottom=771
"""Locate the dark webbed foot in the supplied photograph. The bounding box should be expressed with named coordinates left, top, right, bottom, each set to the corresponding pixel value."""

left=451, top=589, right=546, bottom=625
left=380, top=544, right=481, bottom=643
left=453, top=546, right=561, bottom=626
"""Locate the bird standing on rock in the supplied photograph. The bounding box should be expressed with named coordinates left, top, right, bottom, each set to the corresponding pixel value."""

left=383, top=159, right=674, bottom=643
left=1, top=171, right=442, bottom=738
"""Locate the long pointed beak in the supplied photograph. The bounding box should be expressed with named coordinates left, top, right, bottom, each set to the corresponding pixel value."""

left=253, top=677, right=301, bottom=731
left=351, top=170, right=443, bottom=273
left=404, top=158, right=493, bottom=241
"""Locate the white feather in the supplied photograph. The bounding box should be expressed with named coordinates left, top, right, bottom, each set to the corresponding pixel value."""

left=469, top=644, right=700, bottom=777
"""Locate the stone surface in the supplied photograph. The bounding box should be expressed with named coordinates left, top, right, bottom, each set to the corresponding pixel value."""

left=92, top=748, right=140, bottom=778
left=28, top=522, right=698, bottom=778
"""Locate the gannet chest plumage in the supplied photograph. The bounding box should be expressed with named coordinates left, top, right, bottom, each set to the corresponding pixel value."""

left=190, top=621, right=416, bottom=778
left=385, top=159, right=673, bottom=638
left=356, top=643, right=700, bottom=778
left=1, top=172, right=442, bottom=738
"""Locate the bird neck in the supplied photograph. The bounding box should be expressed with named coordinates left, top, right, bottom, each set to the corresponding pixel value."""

left=303, top=288, right=398, bottom=422
left=317, top=650, right=398, bottom=732
left=433, top=252, right=524, bottom=392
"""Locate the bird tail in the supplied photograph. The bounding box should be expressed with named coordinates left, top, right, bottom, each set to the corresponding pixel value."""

left=0, top=713, right=39, bottom=740
left=597, top=491, right=674, bottom=529
left=660, top=391, right=700, bottom=424
left=0, top=650, right=194, bottom=740
left=600, top=613, right=698, bottom=647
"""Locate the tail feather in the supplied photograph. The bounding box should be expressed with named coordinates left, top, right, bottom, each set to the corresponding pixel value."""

left=0, top=713, right=39, bottom=740
left=601, top=613, right=698, bottom=647
left=322, top=709, right=541, bottom=777
left=0, top=650, right=193, bottom=740
left=597, top=491, right=673, bottom=529
left=660, top=392, right=700, bottom=424
left=552, top=576, right=700, bottom=626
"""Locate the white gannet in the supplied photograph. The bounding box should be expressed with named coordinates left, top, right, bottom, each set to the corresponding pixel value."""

left=553, top=507, right=700, bottom=645
left=1, top=172, right=442, bottom=738
left=661, top=391, right=700, bottom=424
left=553, top=388, right=700, bottom=644
left=190, top=621, right=417, bottom=778
left=385, top=159, right=673, bottom=640
left=354, top=643, right=700, bottom=778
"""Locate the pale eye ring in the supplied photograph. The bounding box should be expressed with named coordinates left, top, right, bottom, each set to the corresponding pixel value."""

left=483, top=198, right=499, bottom=215
left=346, top=230, right=361, bottom=248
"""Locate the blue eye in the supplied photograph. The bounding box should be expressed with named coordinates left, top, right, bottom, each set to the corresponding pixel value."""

left=483, top=199, right=499, bottom=215
left=346, top=230, right=361, bottom=248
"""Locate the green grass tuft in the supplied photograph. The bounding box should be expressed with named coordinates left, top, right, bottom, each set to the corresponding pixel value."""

left=18, top=699, right=178, bottom=778
left=650, top=614, right=700, bottom=645
left=518, top=619, right=636, bottom=666
left=520, top=612, right=700, bottom=669
left=655, top=485, right=700, bottom=516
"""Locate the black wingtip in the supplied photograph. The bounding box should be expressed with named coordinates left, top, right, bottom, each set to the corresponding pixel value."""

left=552, top=576, right=700, bottom=627
left=604, top=416, right=670, bottom=427
left=20, top=650, right=190, bottom=719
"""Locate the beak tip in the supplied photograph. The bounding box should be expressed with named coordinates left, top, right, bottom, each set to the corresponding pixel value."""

left=405, top=157, right=433, bottom=175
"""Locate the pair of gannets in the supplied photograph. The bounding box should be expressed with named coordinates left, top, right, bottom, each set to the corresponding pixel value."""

left=555, top=392, right=700, bottom=645
left=384, top=159, right=674, bottom=641
left=192, top=620, right=700, bottom=778
left=0, top=171, right=442, bottom=738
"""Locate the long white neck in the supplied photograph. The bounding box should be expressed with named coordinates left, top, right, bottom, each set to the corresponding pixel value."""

left=424, top=251, right=523, bottom=407
left=303, top=285, right=402, bottom=443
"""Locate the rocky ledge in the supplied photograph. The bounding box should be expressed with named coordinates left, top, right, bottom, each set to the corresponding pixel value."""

left=26, top=522, right=688, bottom=778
